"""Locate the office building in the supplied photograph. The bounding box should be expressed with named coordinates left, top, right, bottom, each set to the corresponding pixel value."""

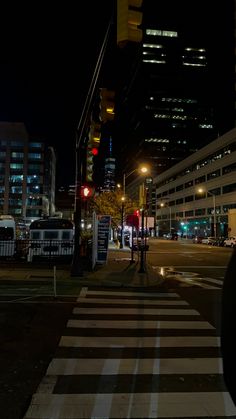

left=0, top=122, right=56, bottom=223
left=115, top=1, right=235, bottom=192
left=154, top=128, right=236, bottom=237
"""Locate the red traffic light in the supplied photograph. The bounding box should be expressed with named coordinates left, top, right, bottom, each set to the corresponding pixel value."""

left=91, top=147, right=99, bottom=156
left=81, top=185, right=93, bottom=198
left=126, top=214, right=139, bottom=229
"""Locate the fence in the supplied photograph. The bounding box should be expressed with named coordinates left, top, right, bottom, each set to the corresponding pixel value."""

left=0, top=239, right=75, bottom=262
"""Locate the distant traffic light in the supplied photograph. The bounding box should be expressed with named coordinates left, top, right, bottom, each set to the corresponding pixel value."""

left=86, top=120, right=101, bottom=182
left=117, top=0, right=143, bottom=47
left=99, top=88, right=115, bottom=123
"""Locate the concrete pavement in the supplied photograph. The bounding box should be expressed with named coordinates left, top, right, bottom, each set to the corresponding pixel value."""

left=0, top=242, right=163, bottom=288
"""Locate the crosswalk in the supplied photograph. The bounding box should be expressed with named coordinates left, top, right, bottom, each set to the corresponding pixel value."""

left=24, top=288, right=236, bottom=418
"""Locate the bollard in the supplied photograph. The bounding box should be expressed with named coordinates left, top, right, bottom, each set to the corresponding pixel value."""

left=53, top=265, right=57, bottom=298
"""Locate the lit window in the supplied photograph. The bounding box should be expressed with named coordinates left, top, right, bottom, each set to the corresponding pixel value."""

left=28, top=153, right=41, bottom=159
left=146, top=29, right=178, bottom=37
left=199, top=124, right=213, bottom=129
left=143, top=59, right=166, bottom=64
left=143, top=43, right=163, bottom=49
left=11, top=152, right=24, bottom=159
left=10, top=163, right=23, bottom=169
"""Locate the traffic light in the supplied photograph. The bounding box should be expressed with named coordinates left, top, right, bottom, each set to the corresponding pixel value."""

left=86, top=121, right=101, bottom=183
left=81, top=185, right=93, bottom=198
left=117, top=0, right=143, bottom=47
left=99, top=88, right=115, bottom=123
left=126, top=213, right=139, bottom=229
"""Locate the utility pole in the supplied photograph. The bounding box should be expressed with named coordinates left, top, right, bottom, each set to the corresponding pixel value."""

left=71, top=18, right=113, bottom=277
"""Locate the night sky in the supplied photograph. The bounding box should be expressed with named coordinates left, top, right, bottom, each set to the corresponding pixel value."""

left=0, top=2, right=114, bottom=187
left=0, top=1, right=233, bottom=188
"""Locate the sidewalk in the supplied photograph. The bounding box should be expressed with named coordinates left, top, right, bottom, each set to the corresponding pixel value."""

left=0, top=243, right=163, bottom=288
left=84, top=250, right=163, bottom=288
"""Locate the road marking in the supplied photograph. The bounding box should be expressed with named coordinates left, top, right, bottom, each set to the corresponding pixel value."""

left=59, top=335, right=220, bottom=348
left=24, top=289, right=233, bottom=419
left=76, top=297, right=189, bottom=305
left=86, top=290, right=179, bottom=297
left=67, top=319, right=214, bottom=329
left=73, top=307, right=200, bottom=315
left=24, top=392, right=236, bottom=418
left=47, top=357, right=223, bottom=375
left=157, top=265, right=227, bottom=269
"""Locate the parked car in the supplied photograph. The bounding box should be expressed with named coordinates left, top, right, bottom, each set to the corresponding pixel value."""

left=223, top=237, right=236, bottom=247
left=201, top=236, right=217, bottom=245
left=213, top=237, right=226, bottom=247
left=192, top=236, right=204, bottom=244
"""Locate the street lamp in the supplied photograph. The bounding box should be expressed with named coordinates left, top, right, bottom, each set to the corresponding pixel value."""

left=160, top=202, right=172, bottom=236
left=120, top=196, right=125, bottom=249
left=198, top=188, right=216, bottom=238
left=123, top=165, right=149, bottom=197
left=120, top=164, right=149, bottom=253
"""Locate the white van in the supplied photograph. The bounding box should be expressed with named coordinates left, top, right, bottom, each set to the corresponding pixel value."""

left=0, top=215, right=16, bottom=256
left=28, top=218, right=74, bottom=261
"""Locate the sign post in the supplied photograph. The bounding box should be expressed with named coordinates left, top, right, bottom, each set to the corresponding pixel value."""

left=96, top=215, right=111, bottom=264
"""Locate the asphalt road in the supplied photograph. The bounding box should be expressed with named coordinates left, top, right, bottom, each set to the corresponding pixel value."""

left=147, top=238, right=233, bottom=268
left=0, top=297, right=77, bottom=419
left=0, top=239, right=232, bottom=419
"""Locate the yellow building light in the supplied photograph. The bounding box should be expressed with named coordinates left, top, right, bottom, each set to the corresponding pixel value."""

left=117, top=0, right=143, bottom=47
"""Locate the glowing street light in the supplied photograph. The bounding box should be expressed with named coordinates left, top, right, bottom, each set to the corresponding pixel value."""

left=197, top=187, right=216, bottom=238
left=123, top=164, right=149, bottom=196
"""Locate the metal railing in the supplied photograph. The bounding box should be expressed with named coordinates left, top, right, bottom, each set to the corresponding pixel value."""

left=0, top=239, right=75, bottom=261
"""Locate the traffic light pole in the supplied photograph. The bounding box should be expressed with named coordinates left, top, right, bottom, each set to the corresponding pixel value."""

left=120, top=200, right=124, bottom=249
left=138, top=207, right=145, bottom=273
left=71, top=18, right=113, bottom=277
left=71, top=135, right=84, bottom=276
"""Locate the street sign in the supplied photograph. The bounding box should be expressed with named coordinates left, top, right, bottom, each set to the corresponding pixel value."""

left=96, top=215, right=111, bottom=264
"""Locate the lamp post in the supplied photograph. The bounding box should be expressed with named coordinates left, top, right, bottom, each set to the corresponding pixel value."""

left=121, top=165, right=149, bottom=252
left=198, top=188, right=216, bottom=238
left=160, top=201, right=171, bottom=236
left=209, top=191, right=216, bottom=238
left=120, top=196, right=125, bottom=249
left=123, top=165, right=149, bottom=197
left=138, top=182, right=147, bottom=273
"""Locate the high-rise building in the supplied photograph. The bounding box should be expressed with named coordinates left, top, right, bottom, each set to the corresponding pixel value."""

left=103, top=137, right=116, bottom=191
left=115, top=0, right=235, bottom=184
left=0, top=122, right=56, bottom=223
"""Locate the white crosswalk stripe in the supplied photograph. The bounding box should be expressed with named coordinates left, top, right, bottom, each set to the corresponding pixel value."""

left=185, top=276, right=224, bottom=289
left=24, top=287, right=236, bottom=419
